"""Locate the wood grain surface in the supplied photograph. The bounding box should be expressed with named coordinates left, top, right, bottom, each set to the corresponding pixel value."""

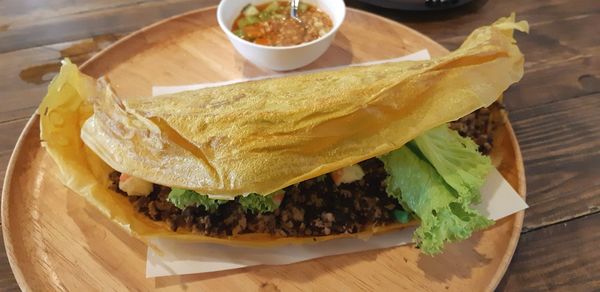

left=0, top=0, right=598, bottom=290
left=498, top=212, right=600, bottom=291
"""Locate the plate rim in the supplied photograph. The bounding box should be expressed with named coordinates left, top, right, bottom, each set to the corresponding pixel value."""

left=1, top=6, right=526, bottom=291
left=2, top=112, right=40, bottom=291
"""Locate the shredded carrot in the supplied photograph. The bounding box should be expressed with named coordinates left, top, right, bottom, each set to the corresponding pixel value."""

left=329, top=169, right=343, bottom=185
left=254, top=37, right=271, bottom=45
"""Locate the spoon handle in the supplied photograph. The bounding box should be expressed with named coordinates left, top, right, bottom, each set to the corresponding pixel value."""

left=290, top=0, right=300, bottom=19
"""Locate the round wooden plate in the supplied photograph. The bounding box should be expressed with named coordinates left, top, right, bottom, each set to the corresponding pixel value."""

left=2, top=7, right=525, bottom=291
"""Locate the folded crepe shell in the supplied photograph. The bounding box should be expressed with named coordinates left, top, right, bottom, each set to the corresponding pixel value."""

left=39, top=15, right=527, bottom=244
left=82, top=14, right=528, bottom=197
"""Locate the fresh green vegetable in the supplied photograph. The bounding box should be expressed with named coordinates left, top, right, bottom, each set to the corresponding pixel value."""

left=167, top=188, right=225, bottom=211
left=168, top=188, right=283, bottom=214
left=258, top=10, right=272, bottom=21
left=232, top=29, right=244, bottom=38
left=238, top=192, right=282, bottom=214
left=380, top=146, right=493, bottom=255
left=298, top=2, right=308, bottom=13
left=237, top=15, right=259, bottom=29
left=411, top=125, right=492, bottom=204
left=271, top=14, right=285, bottom=20
left=243, top=5, right=259, bottom=17
left=264, top=1, right=279, bottom=13
left=393, top=210, right=411, bottom=224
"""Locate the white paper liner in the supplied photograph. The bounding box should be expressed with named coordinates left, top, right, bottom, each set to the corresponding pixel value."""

left=152, top=49, right=431, bottom=96
left=146, top=50, right=528, bottom=277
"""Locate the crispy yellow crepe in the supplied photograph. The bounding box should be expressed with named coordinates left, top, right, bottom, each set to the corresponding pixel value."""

left=39, top=15, right=527, bottom=243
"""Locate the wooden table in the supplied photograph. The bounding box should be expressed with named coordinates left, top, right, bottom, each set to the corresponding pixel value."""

left=0, top=0, right=597, bottom=290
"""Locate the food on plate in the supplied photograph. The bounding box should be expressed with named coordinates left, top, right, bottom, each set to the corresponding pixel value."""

left=231, top=1, right=333, bottom=46
left=39, top=15, right=527, bottom=254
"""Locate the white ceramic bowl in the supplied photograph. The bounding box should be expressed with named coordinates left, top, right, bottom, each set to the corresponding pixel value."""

left=217, top=0, right=346, bottom=71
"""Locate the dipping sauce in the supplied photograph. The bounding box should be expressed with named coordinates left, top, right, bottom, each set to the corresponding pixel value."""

left=232, top=1, right=333, bottom=46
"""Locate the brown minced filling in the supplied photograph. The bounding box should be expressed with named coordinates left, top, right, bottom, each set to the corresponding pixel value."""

left=449, top=102, right=503, bottom=155
left=110, top=158, right=402, bottom=237
left=109, top=104, right=501, bottom=238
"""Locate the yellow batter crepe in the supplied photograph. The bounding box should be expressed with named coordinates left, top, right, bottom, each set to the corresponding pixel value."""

left=39, top=15, right=527, bottom=243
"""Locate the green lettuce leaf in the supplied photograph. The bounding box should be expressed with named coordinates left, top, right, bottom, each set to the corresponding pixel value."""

left=411, top=125, right=492, bottom=203
left=168, top=189, right=283, bottom=214
left=238, top=192, right=281, bottom=214
left=380, top=146, right=493, bottom=255
left=167, top=188, right=225, bottom=211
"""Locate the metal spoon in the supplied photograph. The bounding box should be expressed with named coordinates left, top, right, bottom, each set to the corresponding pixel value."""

left=290, top=0, right=301, bottom=22
left=290, top=0, right=307, bottom=39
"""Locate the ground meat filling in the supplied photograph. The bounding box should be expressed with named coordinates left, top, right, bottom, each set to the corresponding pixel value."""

left=109, top=104, right=499, bottom=237
left=110, top=158, right=402, bottom=237
left=450, top=102, right=503, bottom=155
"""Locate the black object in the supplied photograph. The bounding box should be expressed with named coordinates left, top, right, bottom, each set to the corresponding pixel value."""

left=355, top=0, right=473, bottom=10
